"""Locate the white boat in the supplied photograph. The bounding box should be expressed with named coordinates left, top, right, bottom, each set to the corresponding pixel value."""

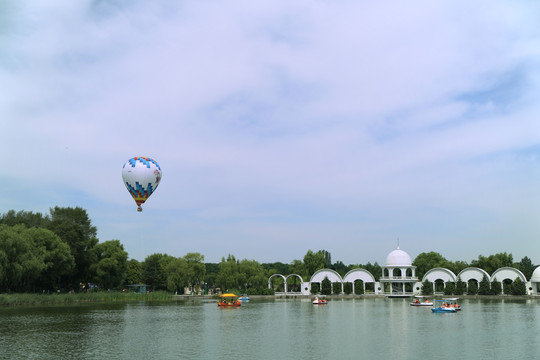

left=312, top=296, right=328, bottom=305
left=410, top=296, right=433, bottom=306
left=431, top=298, right=460, bottom=313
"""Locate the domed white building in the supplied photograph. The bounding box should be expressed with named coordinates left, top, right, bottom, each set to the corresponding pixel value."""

left=267, top=245, right=538, bottom=297
left=380, top=246, right=418, bottom=296
left=530, top=266, right=540, bottom=294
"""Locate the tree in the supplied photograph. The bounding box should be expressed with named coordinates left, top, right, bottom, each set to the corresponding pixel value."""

left=490, top=280, right=502, bottom=295
left=478, top=275, right=491, bottom=295
left=30, top=227, right=74, bottom=291
left=91, top=240, right=128, bottom=289
left=343, top=282, right=352, bottom=294
left=165, top=257, right=188, bottom=293
left=216, top=254, right=239, bottom=290
left=0, top=224, right=76, bottom=292
left=46, top=207, right=98, bottom=289
left=413, top=252, right=449, bottom=279
left=446, top=260, right=469, bottom=277
left=143, top=253, right=169, bottom=291
left=125, top=259, right=143, bottom=285
left=0, top=210, right=49, bottom=228
left=467, top=281, right=478, bottom=295
left=332, top=261, right=349, bottom=277
left=512, top=278, right=526, bottom=295
left=311, top=282, right=320, bottom=294
left=332, top=282, right=342, bottom=294
left=471, top=253, right=513, bottom=275
left=262, top=262, right=290, bottom=275
left=455, top=277, right=466, bottom=295
left=517, top=257, right=535, bottom=280
left=204, top=263, right=219, bottom=289
left=354, top=280, right=364, bottom=295
left=421, top=280, right=433, bottom=295
left=0, top=224, right=47, bottom=292
left=444, top=282, right=455, bottom=295
left=321, top=250, right=332, bottom=268
left=289, top=259, right=306, bottom=278
left=303, top=250, right=327, bottom=276
left=237, top=259, right=266, bottom=290
left=184, top=253, right=206, bottom=292
left=321, top=276, right=332, bottom=295
left=503, top=280, right=513, bottom=295
left=361, top=262, right=382, bottom=281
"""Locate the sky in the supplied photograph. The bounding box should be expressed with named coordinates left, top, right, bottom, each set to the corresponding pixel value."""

left=1, top=0, right=540, bottom=266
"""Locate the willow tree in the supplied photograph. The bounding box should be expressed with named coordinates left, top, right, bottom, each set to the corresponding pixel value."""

left=46, top=206, right=98, bottom=289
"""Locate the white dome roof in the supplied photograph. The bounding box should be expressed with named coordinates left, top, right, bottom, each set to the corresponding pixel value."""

left=531, top=266, right=540, bottom=282
left=386, top=247, right=412, bottom=266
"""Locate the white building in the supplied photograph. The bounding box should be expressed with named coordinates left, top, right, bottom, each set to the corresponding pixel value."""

left=530, top=266, right=540, bottom=294
left=268, top=247, right=538, bottom=297
left=379, top=246, right=418, bottom=296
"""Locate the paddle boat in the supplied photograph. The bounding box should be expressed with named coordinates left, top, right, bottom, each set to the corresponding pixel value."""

left=313, top=296, right=328, bottom=305
left=442, top=298, right=461, bottom=311
left=431, top=299, right=460, bottom=313
left=238, top=294, right=251, bottom=302
left=410, top=296, right=433, bottom=306
left=217, top=293, right=241, bottom=307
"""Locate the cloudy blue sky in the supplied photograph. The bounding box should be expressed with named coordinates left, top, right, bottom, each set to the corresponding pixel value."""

left=1, top=0, right=539, bottom=265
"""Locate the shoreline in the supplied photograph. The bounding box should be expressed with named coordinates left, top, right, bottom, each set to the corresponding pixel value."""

left=177, top=293, right=539, bottom=301
left=2, top=292, right=538, bottom=307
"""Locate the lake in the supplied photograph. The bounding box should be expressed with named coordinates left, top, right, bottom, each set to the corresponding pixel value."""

left=1, top=297, right=539, bottom=359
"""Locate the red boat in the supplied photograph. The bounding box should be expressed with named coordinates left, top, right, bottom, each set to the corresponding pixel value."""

left=218, top=293, right=241, bottom=307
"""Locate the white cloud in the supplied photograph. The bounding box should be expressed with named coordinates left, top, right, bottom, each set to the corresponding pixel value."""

left=1, top=0, right=540, bottom=264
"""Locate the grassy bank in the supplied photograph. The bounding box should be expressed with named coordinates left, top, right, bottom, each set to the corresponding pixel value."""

left=0, top=291, right=173, bottom=306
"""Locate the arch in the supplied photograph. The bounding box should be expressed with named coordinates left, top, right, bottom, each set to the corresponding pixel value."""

left=434, top=279, right=445, bottom=293
left=310, top=269, right=343, bottom=283
left=491, top=267, right=526, bottom=283
left=423, top=268, right=457, bottom=283
left=406, top=268, right=413, bottom=277
left=343, top=268, right=375, bottom=295
left=285, top=274, right=304, bottom=293
left=286, top=274, right=304, bottom=282
left=343, top=268, right=375, bottom=283
left=457, top=267, right=490, bottom=283
left=268, top=274, right=286, bottom=291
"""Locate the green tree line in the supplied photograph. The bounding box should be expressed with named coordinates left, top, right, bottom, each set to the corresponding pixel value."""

left=0, top=208, right=536, bottom=294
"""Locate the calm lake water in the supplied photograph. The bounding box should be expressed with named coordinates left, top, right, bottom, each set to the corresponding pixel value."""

left=1, top=297, right=539, bottom=360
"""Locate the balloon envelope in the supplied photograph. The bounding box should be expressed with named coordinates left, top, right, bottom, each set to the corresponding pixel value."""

left=122, top=157, right=162, bottom=211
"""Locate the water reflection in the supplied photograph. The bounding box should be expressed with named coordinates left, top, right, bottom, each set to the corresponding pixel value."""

left=1, top=298, right=540, bottom=359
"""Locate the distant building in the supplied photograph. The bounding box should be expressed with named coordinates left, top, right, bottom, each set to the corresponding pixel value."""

left=379, top=246, right=418, bottom=296
left=530, top=267, right=540, bottom=294
left=268, top=246, right=538, bottom=296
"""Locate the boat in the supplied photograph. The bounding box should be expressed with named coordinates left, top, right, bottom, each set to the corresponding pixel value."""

left=217, top=293, right=241, bottom=307
left=442, top=298, right=461, bottom=311
left=431, top=298, right=460, bottom=313
left=238, top=294, right=250, bottom=302
left=313, top=296, right=328, bottom=305
left=410, top=296, right=433, bottom=306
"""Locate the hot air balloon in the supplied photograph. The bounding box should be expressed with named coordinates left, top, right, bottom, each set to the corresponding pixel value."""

left=122, top=156, right=162, bottom=212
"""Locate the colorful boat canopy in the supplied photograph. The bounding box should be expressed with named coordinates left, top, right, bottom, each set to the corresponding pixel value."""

left=122, top=156, right=162, bottom=212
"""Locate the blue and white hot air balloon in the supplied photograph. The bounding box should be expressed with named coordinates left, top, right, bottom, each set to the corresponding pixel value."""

left=122, top=157, right=162, bottom=212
